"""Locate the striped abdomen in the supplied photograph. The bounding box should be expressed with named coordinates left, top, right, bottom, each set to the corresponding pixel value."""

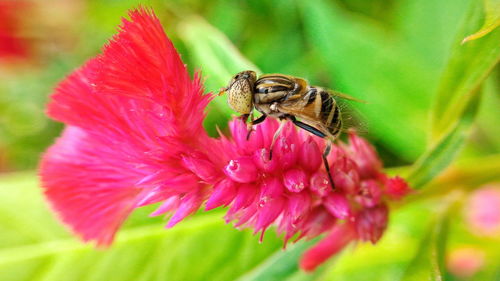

left=297, top=87, right=342, bottom=139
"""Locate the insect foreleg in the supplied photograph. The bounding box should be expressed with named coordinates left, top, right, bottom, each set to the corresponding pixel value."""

left=252, top=114, right=267, bottom=125
left=239, top=114, right=250, bottom=122
left=246, top=113, right=267, bottom=140
left=290, top=117, right=335, bottom=190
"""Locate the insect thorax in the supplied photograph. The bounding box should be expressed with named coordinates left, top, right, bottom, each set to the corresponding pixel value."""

left=253, top=75, right=299, bottom=104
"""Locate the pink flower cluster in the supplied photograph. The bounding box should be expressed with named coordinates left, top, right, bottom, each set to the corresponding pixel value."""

left=40, top=8, right=410, bottom=271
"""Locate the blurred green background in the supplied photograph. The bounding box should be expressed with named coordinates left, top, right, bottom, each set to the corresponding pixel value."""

left=0, top=0, right=499, bottom=280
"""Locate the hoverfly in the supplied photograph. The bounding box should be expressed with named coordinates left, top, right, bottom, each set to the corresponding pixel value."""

left=219, top=70, right=363, bottom=189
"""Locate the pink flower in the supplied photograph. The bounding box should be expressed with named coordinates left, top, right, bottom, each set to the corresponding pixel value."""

left=41, top=8, right=215, bottom=245
left=40, top=7, right=411, bottom=270
left=213, top=121, right=408, bottom=270
left=447, top=247, right=485, bottom=279
left=464, top=185, right=500, bottom=237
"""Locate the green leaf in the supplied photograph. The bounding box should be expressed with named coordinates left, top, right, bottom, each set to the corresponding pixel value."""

left=317, top=199, right=436, bottom=281
left=237, top=239, right=320, bottom=281
left=400, top=194, right=460, bottom=281
left=408, top=0, right=499, bottom=189
left=407, top=87, right=481, bottom=189
left=300, top=0, right=431, bottom=161
left=430, top=0, right=500, bottom=139
left=475, top=72, right=500, bottom=151
left=0, top=173, right=283, bottom=281
left=410, top=154, right=500, bottom=202
left=394, top=0, right=471, bottom=72
left=462, top=0, right=500, bottom=43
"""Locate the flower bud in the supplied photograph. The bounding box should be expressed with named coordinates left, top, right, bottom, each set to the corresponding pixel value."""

left=348, top=132, right=382, bottom=179
left=355, top=180, right=383, bottom=208
left=224, top=156, right=258, bottom=183
left=259, top=177, right=284, bottom=200
left=333, top=171, right=358, bottom=194
left=275, top=137, right=298, bottom=169
left=299, top=138, right=322, bottom=172
left=355, top=205, right=388, bottom=243
left=253, top=148, right=278, bottom=172
left=324, top=193, right=351, bottom=220
left=284, top=168, right=308, bottom=193
left=310, top=171, right=331, bottom=197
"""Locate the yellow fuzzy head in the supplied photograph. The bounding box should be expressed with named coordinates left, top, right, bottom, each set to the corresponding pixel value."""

left=220, top=70, right=257, bottom=114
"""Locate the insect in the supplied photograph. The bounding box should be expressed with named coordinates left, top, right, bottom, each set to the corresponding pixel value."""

left=219, top=70, right=362, bottom=189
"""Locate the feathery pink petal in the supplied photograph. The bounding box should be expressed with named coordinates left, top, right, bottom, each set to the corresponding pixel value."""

left=40, top=8, right=212, bottom=245
left=205, top=179, right=237, bottom=211
left=182, top=154, right=221, bottom=184
left=166, top=191, right=204, bottom=228
left=229, top=184, right=258, bottom=213
left=150, top=196, right=180, bottom=217
left=286, top=193, right=312, bottom=225
left=255, top=197, right=285, bottom=234
left=40, top=126, right=141, bottom=245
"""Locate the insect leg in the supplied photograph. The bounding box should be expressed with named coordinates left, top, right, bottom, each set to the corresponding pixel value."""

left=322, top=142, right=335, bottom=190
left=252, top=114, right=267, bottom=125
left=290, top=117, right=327, bottom=138
left=290, top=117, right=335, bottom=190
left=269, top=120, right=286, bottom=160
left=246, top=114, right=267, bottom=140
left=246, top=111, right=255, bottom=140
left=239, top=114, right=249, bottom=122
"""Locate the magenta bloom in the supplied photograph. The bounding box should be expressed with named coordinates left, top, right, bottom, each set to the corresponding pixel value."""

left=41, top=8, right=213, bottom=245
left=40, top=8, right=410, bottom=270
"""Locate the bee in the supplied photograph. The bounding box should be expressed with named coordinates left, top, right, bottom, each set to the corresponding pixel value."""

left=219, top=70, right=362, bottom=189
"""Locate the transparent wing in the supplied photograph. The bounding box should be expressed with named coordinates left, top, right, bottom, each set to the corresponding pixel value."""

left=330, top=93, right=369, bottom=136
left=327, top=89, right=367, bottom=104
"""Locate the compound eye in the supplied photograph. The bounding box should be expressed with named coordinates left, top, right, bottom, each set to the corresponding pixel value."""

left=234, top=74, right=241, bottom=79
